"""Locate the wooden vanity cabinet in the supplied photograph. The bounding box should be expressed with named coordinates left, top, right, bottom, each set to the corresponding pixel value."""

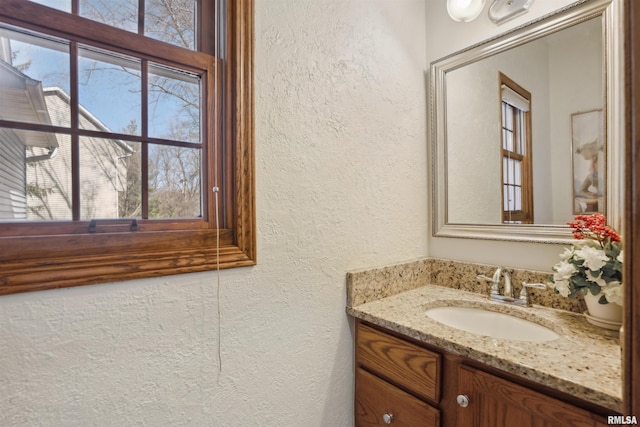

left=355, top=321, right=441, bottom=426
left=354, top=320, right=611, bottom=427
left=356, top=368, right=440, bottom=426
left=457, top=365, right=609, bottom=427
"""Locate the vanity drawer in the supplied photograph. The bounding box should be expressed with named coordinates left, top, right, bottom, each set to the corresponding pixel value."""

left=356, top=322, right=441, bottom=403
left=356, top=367, right=440, bottom=427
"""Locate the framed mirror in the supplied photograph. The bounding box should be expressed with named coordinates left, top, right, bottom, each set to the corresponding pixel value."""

left=430, top=0, right=624, bottom=243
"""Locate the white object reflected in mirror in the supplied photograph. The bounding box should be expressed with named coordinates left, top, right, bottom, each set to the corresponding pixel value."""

left=447, top=0, right=487, bottom=22
left=489, top=0, right=535, bottom=25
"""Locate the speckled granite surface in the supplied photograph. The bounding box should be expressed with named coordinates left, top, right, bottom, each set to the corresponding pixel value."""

left=346, top=258, right=431, bottom=307
left=347, top=284, right=622, bottom=412
left=347, top=257, right=585, bottom=313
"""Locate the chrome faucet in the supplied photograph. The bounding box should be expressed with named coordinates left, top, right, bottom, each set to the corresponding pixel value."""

left=477, top=267, right=522, bottom=305
left=503, top=269, right=513, bottom=299
left=490, top=267, right=502, bottom=296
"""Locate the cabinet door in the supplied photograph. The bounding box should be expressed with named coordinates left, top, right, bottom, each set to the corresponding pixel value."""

left=356, top=367, right=440, bottom=427
left=357, top=322, right=441, bottom=403
left=456, top=365, right=608, bottom=427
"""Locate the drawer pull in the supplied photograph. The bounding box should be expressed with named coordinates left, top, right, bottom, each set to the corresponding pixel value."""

left=382, top=413, right=394, bottom=424
left=456, top=394, right=470, bottom=407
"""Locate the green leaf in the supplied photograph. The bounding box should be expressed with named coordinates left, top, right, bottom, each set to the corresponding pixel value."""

left=572, top=275, right=590, bottom=290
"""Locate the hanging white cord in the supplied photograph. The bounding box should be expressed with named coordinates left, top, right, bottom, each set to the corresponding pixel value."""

left=213, top=0, right=223, bottom=375
left=213, top=186, right=222, bottom=373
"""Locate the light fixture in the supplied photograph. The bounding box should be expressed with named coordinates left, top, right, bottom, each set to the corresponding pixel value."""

left=488, top=0, right=535, bottom=25
left=447, top=0, right=487, bottom=22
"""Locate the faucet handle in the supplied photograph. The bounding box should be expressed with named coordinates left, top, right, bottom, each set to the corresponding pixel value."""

left=477, top=269, right=501, bottom=296
left=522, top=282, right=547, bottom=290
left=476, top=274, right=495, bottom=282
left=518, top=282, right=547, bottom=306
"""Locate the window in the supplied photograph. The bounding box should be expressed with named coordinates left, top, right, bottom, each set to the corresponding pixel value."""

left=499, top=73, right=532, bottom=224
left=0, top=0, right=255, bottom=295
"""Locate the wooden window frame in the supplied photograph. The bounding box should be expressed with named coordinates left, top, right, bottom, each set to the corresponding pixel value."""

left=0, top=0, right=255, bottom=295
left=499, top=73, right=533, bottom=224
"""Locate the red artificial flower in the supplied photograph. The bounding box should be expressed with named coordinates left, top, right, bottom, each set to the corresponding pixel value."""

left=567, top=213, right=621, bottom=246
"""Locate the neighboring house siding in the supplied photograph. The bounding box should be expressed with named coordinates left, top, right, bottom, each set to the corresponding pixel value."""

left=25, top=136, right=73, bottom=220
left=0, top=128, right=27, bottom=219
left=26, top=88, right=130, bottom=220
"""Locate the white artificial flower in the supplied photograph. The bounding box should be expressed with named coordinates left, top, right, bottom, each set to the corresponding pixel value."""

left=553, top=279, right=571, bottom=298
left=603, top=282, right=623, bottom=305
left=553, top=260, right=576, bottom=281
left=559, top=247, right=574, bottom=261
left=575, top=246, right=609, bottom=271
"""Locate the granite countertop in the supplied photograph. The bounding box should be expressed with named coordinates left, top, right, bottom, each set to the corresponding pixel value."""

left=347, top=284, right=622, bottom=412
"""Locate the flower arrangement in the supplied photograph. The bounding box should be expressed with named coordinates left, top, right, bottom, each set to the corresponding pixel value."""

left=551, top=213, right=623, bottom=305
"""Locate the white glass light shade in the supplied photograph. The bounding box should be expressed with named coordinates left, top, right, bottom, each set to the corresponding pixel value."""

left=447, top=0, right=487, bottom=22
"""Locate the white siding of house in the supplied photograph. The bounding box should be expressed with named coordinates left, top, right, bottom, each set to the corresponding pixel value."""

left=0, top=128, right=27, bottom=219
left=25, top=89, right=130, bottom=220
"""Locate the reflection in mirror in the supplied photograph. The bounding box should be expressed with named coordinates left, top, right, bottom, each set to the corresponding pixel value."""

left=446, top=17, right=602, bottom=226
left=431, top=0, right=623, bottom=243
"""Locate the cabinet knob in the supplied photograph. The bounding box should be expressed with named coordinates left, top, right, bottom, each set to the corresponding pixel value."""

left=382, top=413, right=394, bottom=424
left=456, top=394, right=470, bottom=407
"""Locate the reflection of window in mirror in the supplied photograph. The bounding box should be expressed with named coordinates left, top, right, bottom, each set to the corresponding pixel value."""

left=499, top=73, right=533, bottom=224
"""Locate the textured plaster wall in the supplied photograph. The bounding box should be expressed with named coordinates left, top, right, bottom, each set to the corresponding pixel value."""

left=547, top=19, right=604, bottom=223
left=426, top=0, right=583, bottom=272
left=0, top=1, right=428, bottom=426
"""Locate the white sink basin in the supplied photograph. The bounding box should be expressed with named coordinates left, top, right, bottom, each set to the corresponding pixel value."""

left=425, top=306, right=560, bottom=342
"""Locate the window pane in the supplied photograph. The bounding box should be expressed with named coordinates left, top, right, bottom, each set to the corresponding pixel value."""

left=0, top=128, right=72, bottom=221
left=0, top=25, right=70, bottom=127
left=148, top=144, right=202, bottom=218
left=27, top=135, right=73, bottom=220
left=28, top=0, right=71, bottom=12
left=504, top=130, right=513, bottom=152
left=503, top=184, right=509, bottom=211
left=117, top=142, right=142, bottom=218
left=514, top=160, right=521, bottom=185
left=516, top=113, right=525, bottom=154
left=145, top=0, right=196, bottom=50
left=148, top=63, right=201, bottom=143
left=503, top=157, right=508, bottom=182
left=511, top=158, right=517, bottom=185
left=78, top=47, right=142, bottom=135
left=505, top=106, right=514, bottom=130
left=79, top=0, right=138, bottom=34
left=514, top=186, right=522, bottom=210
left=79, top=136, right=137, bottom=220
left=507, top=186, right=515, bottom=211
